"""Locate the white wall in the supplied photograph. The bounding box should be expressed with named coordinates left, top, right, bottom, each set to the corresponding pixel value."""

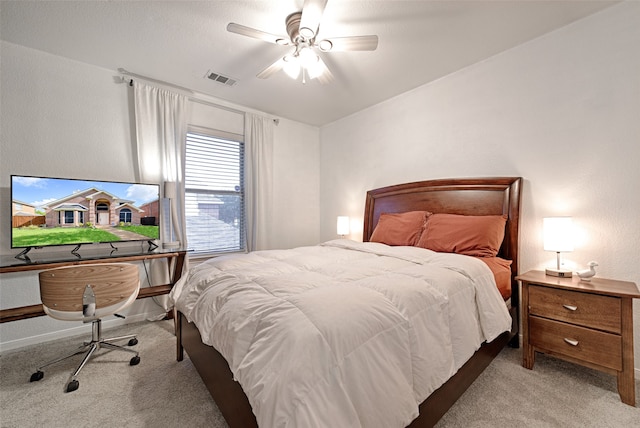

left=272, top=119, right=321, bottom=249
left=320, top=2, right=640, bottom=373
left=0, top=41, right=320, bottom=350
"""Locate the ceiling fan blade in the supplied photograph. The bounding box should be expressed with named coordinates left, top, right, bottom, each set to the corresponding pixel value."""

left=321, top=35, right=379, bottom=51
left=256, top=58, right=285, bottom=79
left=227, top=23, right=287, bottom=45
left=299, top=0, right=328, bottom=38
left=314, top=57, right=334, bottom=84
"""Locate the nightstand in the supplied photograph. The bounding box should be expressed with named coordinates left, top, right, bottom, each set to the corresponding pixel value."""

left=517, top=270, right=640, bottom=406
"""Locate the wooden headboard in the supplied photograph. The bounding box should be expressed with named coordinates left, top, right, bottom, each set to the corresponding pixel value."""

left=363, top=177, right=522, bottom=284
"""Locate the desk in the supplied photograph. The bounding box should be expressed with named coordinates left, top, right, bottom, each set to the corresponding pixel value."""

left=0, top=248, right=188, bottom=323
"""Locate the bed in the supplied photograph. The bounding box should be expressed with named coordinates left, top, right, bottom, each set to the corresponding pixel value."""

left=172, top=176, right=522, bottom=427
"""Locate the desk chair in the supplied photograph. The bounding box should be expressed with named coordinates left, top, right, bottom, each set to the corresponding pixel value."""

left=30, top=263, right=141, bottom=393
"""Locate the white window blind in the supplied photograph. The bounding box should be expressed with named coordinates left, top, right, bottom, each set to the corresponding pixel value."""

left=185, top=131, right=245, bottom=254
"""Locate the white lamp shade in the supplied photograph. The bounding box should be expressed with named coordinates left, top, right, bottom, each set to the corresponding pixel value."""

left=337, top=216, right=350, bottom=236
left=164, top=181, right=176, bottom=199
left=306, top=57, right=324, bottom=79
left=283, top=56, right=300, bottom=79
left=543, top=217, right=574, bottom=252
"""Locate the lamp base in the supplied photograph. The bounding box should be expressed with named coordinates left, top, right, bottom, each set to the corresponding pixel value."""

left=545, top=268, right=573, bottom=278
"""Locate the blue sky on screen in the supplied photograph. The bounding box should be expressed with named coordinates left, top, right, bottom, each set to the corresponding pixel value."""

left=12, top=176, right=159, bottom=209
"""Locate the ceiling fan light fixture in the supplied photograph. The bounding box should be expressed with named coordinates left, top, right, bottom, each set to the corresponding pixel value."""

left=299, top=26, right=315, bottom=39
left=282, top=55, right=301, bottom=79
left=275, top=38, right=289, bottom=45
left=306, top=59, right=324, bottom=79
left=297, top=47, right=324, bottom=79
left=298, top=47, right=316, bottom=65
left=318, top=39, right=332, bottom=52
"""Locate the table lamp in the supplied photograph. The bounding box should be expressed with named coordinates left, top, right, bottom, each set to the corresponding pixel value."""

left=543, top=216, right=574, bottom=277
left=337, top=216, right=350, bottom=238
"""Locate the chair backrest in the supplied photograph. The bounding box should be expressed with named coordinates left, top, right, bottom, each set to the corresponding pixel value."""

left=38, top=263, right=140, bottom=321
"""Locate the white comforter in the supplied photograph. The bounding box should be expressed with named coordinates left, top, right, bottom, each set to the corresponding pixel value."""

left=171, top=240, right=511, bottom=428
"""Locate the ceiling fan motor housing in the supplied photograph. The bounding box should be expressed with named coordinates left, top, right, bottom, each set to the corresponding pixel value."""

left=286, top=12, right=306, bottom=42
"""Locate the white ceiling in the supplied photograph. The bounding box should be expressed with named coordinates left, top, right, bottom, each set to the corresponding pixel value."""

left=0, top=1, right=618, bottom=126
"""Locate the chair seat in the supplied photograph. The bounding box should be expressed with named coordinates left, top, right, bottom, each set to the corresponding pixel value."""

left=43, top=289, right=139, bottom=321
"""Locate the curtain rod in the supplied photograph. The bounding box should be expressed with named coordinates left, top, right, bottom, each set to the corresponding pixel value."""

left=118, top=68, right=279, bottom=124
left=118, top=68, right=194, bottom=94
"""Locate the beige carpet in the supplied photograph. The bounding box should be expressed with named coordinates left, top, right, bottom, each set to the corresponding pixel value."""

left=0, top=320, right=225, bottom=428
left=1, top=320, right=638, bottom=427
left=437, top=345, right=640, bottom=427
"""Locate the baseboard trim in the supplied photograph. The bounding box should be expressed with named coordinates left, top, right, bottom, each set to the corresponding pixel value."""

left=0, top=312, right=161, bottom=353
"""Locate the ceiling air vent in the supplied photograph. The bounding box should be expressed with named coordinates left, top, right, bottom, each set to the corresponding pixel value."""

left=205, top=71, right=237, bottom=87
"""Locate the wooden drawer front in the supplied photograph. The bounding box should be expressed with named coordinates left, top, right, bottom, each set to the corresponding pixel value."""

left=530, top=316, right=622, bottom=371
left=529, top=285, right=621, bottom=334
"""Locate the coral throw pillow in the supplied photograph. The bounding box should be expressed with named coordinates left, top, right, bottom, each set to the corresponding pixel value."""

left=416, top=213, right=507, bottom=257
left=369, top=211, right=431, bottom=246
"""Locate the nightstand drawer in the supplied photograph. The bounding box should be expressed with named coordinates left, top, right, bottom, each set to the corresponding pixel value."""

left=529, top=285, right=621, bottom=333
left=529, top=316, right=622, bottom=371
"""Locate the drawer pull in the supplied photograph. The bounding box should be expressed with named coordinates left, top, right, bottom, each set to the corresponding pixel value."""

left=562, top=304, right=578, bottom=311
left=564, top=338, right=579, bottom=346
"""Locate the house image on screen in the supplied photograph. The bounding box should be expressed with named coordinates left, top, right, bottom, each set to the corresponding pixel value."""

left=12, top=199, right=38, bottom=216
left=11, top=199, right=45, bottom=228
left=43, top=188, right=148, bottom=227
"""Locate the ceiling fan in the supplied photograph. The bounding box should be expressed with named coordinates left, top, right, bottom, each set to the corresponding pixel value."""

left=227, top=0, right=378, bottom=84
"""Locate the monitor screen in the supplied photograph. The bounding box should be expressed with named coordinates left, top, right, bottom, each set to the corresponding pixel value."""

left=11, top=175, right=160, bottom=250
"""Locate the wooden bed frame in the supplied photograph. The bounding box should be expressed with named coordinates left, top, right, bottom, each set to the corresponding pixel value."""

left=176, top=176, right=522, bottom=428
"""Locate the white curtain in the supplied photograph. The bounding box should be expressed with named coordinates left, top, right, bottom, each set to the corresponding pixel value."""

left=133, top=81, right=188, bottom=314
left=133, top=81, right=188, bottom=248
left=244, top=113, right=274, bottom=251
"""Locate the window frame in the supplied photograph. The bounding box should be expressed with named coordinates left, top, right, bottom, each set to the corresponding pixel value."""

left=184, top=127, right=246, bottom=256
left=119, top=208, right=132, bottom=224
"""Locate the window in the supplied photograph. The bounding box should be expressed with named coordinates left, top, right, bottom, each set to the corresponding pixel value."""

left=184, top=131, right=245, bottom=254
left=119, top=208, right=132, bottom=223
left=64, top=211, right=74, bottom=224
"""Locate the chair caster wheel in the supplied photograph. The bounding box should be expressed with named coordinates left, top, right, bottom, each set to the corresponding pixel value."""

left=130, top=355, right=140, bottom=366
left=128, top=338, right=138, bottom=346
left=30, top=371, right=44, bottom=382
left=66, top=380, right=79, bottom=393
